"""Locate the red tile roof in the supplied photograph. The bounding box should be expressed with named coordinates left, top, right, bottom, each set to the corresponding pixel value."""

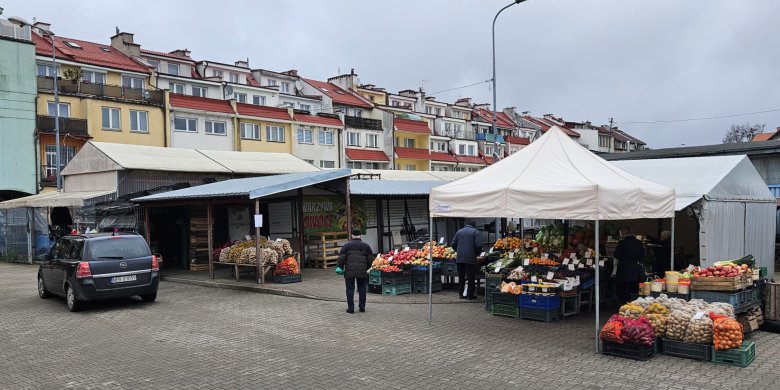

left=430, top=151, right=457, bottom=163
left=169, top=93, right=234, bottom=114
left=394, top=147, right=431, bottom=160
left=303, top=78, right=373, bottom=108
left=394, top=118, right=430, bottom=134
left=140, top=48, right=192, bottom=61
left=345, top=148, right=390, bottom=162
left=32, top=33, right=150, bottom=73
left=752, top=133, right=775, bottom=142
left=473, top=109, right=516, bottom=128
left=455, top=155, right=487, bottom=165
left=505, top=136, right=531, bottom=145
left=294, top=114, right=343, bottom=127
left=521, top=115, right=580, bottom=138
left=246, top=74, right=261, bottom=87
left=236, top=103, right=292, bottom=121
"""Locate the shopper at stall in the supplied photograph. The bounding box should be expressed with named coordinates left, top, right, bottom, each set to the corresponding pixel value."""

left=652, top=230, right=672, bottom=276
left=611, top=226, right=645, bottom=304
left=337, top=229, right=374, bottom=314
left=451, top=222, right=482, bottom=300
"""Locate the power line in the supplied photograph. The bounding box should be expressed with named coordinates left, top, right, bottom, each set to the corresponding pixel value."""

left=621, top=107, right=780, bottom=124
left=429, top=79, right=492, bottom=96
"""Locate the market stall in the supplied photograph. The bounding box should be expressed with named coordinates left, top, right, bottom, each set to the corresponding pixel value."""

left=427, top=126, right=677, bottom=352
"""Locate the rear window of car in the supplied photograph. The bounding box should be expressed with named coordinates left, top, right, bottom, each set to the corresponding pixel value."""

left=87, top=237, right=151, bottom=260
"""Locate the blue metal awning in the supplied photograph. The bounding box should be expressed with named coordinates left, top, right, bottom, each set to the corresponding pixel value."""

left=349, top=180, right=445, bottom=196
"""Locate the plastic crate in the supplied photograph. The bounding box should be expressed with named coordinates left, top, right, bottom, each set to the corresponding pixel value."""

left=273, top=274, right=302, bottom=284
left=520, top=307, right=560, bottom=322
left=381, top=272, right=413, bottom=286
left=485, top=292, right=494, bottom=310
left=735, top=300, right=762, bottom=315
left=580, top=277, right=595, bottom=290
left=492, top=292, right=519, bottom=306
left=520, top=293, right=560, bottom=311
left=690, top=290, right=743, bottom=307
left=369, top=270, right=382, bottom=286
left=712, top=341, right=755, bottom=368
left=491, top=303, right=520, bottom=318
left=601, top=340, right=654, bottom=361
left=382, top=283, right=412, bottom=296
left=412, top=263, right=442, bottom=271
left=368, top=284, right=382, bottom=294
left=661, top=339, right=712, bottom=361
left=413, top=281, right=442, bottom=294
left=441, top=262, right=458, bottom=276
left=739, top=287, right=762, bottom=304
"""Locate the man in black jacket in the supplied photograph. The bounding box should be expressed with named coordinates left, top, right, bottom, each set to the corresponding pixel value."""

left=612, top=226, right=645, bottom=304
left=337, top=229, right=374, bottom=313
left=451, top=222, right=482, bottom=300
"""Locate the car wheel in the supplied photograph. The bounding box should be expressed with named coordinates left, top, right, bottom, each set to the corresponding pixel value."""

left=140, top=293, right=157, bottom=303
left=66, top=285, right=81, bottom=312
left=37, top=274, right=51, bottom=299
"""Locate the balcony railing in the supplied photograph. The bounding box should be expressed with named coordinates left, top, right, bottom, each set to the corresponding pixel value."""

left=40, top=165, right=58, bottom=187
left=345, top=115, right=383, bottom=131
left=37, top=76, right=164, bottom=106
left=453, top=130, right=476, bottom=140
left=36, top=115, right=89, bottom=137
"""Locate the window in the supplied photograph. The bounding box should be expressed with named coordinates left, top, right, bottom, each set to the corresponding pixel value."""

left=241, top=123, right=260, bottom=140
left=170, top=82, right=185, bottom=94
left=267, top=79, right=277, bottom=87
left=320, top=160, right=335, bottom=169
left=366, top=133, right=378, bottom=148
left=253, top=95, right=266, bottom=105
left=47, top=102, right=70, bottom=118
left=458, top=144, right=466, bottom=155
left=234, top=93, right=247, bottom=103
left=191, top=86, right=206, bottom=97
left=229, top=73, right=240, bottom=83
left=351, top=108, right=363, bottom=117
left=81, top=70, right=106, bottom=84
left=168, top=63, right=180, bottom=76
left=297, top=127, right=313, bottom=144
left=63, top=40, right=82, bottom=49
left=281, top=82, right=290, bottom=93
left=205, top=121, right=226, bottom=135
left=212, top=69, right=223, bottom=78
left=122, top=76, right=144, bottom=90
left=101, top=107, right=121, bottom=130
left=468, top=145, right=475, bottom=155
left=147, top=60, right=159, bottom=71
left=404, top=138, right=415, bottom=148
left=37, top=64, right=57, bottom=77
left=303, top=159, right=314, bottom=165
left=130, top=110, right=148, bottom=132
left=599, top=135, right=610, bottom=148
left=319, top=130, right=334, bottom=145
left=300, top=104, right=311, bottom=112
left=174, top=116, right=197, bottom=132
left=44, top=145, right=76, bottom=177
left=406, top=164, right=416, bottom=171
left=346, top=132, right=360, bottom=146
left=430, top=141, right=446, bottom=152
left=485, top=145, right=494, bottom=156
left=281, top=102, right=295, bottom=108
left=426, top=106, right=434, bottom=115
left=266, top=125, right=285, bottom=142
left=347, top=161, right=362, bottom=169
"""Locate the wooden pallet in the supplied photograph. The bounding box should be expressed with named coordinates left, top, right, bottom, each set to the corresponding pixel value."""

left=305, top=231, right=348, bottom=268
left=190, top=263, right=209, bottom=271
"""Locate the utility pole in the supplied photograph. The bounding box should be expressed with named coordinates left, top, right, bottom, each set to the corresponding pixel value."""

left=608, top=117, right=614, bottom=153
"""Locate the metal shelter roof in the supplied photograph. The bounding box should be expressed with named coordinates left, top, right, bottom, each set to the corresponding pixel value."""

left=132, top=169, right=351, bottom=202
left=349, top=180, right=445, bottom=196
left=0, top=190, right=116, bottom=209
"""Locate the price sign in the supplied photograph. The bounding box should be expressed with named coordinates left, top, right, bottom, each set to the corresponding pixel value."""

left=542, top=253, right=548, bottom=259
left=509, top=252, right=515, bottom=259
left=598, top=260, right=606, bottom=267
left=523, top=259, right=530, bottom=266
left=571, top=253, right=578, bottom=260
left=388, top=256, right=394, bottom=262
left=578, top=263, right=584, bottom=269
left=403, top=247, right=410, bottom=252
left=494, top=267, right=501, bottom=273
left=573, top=259, right=580, bottom=265
left=586, top=259, right=593, bottom=266
left=531, top=276, right=538, bottom=283
left=480, top=251, right=486, bottom=258
left=254, top=214, right=263, bottom=228
left=439, top=237, right=445, bottom=244
left=546, top=271, right=555, bottom=280
left=395, top=249, right=399, bottom=255
left=568, top=264, right=575, bottom=271
left=276, top=238, right=282, bottom=242
left=532, top=247, right=538, bottom=253
left=489, top=247, right=495, bottom=254
left=693, top=311, right=705, bottom=320
left=563, top=258, right=570, bottom=265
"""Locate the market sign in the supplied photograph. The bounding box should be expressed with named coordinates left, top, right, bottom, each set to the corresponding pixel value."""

left=302, top=196, right=365, bottom=234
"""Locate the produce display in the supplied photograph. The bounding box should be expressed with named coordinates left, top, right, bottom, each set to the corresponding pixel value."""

left=619, top=303, right=644, bottom=320
left=274, top=256, right=300, bottom=275
left=712, top=313, right=744, bottom=350
left=494, top=236, right=522, bottom=251
left=692, top=263, right=749, bottom=278
left=418, top=242, right=455, bottom=261
left=621, top=317, right=656, bottom=346
left=216, top=237, right=292, bottom=266
left=683, top=312, right=713, bottom=344
left=599, top=315, right=626, bottom=343
left=371, top=258, right=401, bottom=272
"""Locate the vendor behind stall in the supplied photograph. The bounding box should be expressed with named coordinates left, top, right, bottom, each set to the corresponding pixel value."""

left=652, top=230, right=672, bottom=276
left=612, top=226, right=645, bottom=304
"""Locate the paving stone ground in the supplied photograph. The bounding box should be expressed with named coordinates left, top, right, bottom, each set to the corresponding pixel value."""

left=2, top=262, right=779, bottom=390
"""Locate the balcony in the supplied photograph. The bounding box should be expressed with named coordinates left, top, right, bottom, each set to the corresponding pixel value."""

left=37, top=76, right=164, bottom=106
left=40, top=165, right=58, bottom=187
left=453, top=130, right=476, bottom=140
left=36, top=116, right=89, bottom=137
left=345, top=115, right=383, bottom=131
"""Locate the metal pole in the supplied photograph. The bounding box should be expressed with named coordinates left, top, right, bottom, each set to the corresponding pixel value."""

left=255, top=199, right=262, bottom=284
left=50, top=32, right=61, bottom=192
left=670, top=216, right=675, bottom=271
left=595, top=219, right=600, bottom=352
left=428, top=215, right=434, bottom=325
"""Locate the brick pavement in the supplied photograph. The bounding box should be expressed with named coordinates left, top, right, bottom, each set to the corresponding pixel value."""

left=1, top=262, right=779, bottom=390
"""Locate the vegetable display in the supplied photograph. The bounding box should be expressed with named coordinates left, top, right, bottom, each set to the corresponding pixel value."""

left=712, top=313, right=744, bottom=350
left=274, top=256, right=300, bottom=275
left=621, top=317, right=656, bottom=346
left=599, top=314, right=626, bottom=344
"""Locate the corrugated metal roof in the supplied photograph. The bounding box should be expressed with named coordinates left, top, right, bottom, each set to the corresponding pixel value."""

left=350, top=180, right=444, bottom=196
left=198, top=150, right=319, bottom=174
left=87, top=142, right=231, bottom=173
left=0, top=190, right=116, bottom=209
left=133, top=169, right=351, bottom=202
left=350, top=169, right=471, bottom=181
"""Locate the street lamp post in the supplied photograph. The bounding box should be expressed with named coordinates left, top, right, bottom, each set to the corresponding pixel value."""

left=491, top=0, right=526, bottom=238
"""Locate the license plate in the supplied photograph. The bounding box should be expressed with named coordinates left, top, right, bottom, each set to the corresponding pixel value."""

left=110, top=275, right=137, bottom=284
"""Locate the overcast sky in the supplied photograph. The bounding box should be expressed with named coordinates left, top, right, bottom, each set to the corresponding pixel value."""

left=6, top=0, right=780, bottom=148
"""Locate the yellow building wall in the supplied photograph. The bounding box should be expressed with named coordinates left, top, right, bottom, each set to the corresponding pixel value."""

left=359, top=90, right=386, bottom=106
left=394, top=132, right=429, bottom=149
left=394, top=158, right=430, bottom=171
left=238, top=120, right=292, bottom=153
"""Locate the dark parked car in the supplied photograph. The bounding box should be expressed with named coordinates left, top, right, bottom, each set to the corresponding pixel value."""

left=37, top=233, right=159, bottom=312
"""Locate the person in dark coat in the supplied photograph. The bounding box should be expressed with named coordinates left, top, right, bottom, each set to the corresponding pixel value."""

left=451, top=222, right=482, bottom=300
left=337, top=229, right=374, bottom=313
left=612, top=226, right=645, bottom=304
left=652, top=230, right=672, bottom=276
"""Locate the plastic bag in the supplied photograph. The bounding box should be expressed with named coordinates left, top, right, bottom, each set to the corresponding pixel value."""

left=708, top=302, right=735, bottom=318
left=712, top=312, right=743, bottom=350
left=666, top=309, right=694, bottom=341
left=621, top=316, right=656, bottom=346
left=645, top=313, right=669, bottom=338
left=619, top=303, right=644, bottom=320
left=599, top=314, right=626, bottom=344
left=683, top=311, right=714, bottom=344
left=644, top=302, right=670, bottom=315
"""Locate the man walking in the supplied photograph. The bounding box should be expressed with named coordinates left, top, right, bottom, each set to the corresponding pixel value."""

left=451, top=222, right=482, bottom=300
left=337, top=229, right=374, bottom=313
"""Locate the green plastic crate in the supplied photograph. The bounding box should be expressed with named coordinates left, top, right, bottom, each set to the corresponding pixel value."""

left=382, top=283, right=412, bottom=296
left=712, top=341, right=755, bottom=368
left=491, top=303, right=520, bottom=318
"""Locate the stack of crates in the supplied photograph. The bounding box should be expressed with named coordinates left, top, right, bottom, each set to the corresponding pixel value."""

left=368, top=269, right=383, bottom=294
left=412, top=267, right=442, bottom=293
left=491, top=292, right=520, bottom=318
left=485, top=274, right=503, bottom=310
left=381, top=268, right=413, bottom=296
left=519, top=293, right=561, bottom=322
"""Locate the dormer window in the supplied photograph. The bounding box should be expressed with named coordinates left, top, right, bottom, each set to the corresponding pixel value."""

left=63, top=41, right=82, bottom=49
left=168, top=63, right=180, bottom=76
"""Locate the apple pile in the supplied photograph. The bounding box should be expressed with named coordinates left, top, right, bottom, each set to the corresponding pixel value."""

left=693, top=263, right=749, bottom=278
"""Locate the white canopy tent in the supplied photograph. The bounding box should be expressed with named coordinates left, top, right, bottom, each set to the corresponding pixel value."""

left=427, top=126, right=676, bottom=351
left=612, top=155, right=776, bottom=275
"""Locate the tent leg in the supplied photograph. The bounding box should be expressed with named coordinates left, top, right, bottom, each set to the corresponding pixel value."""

left=595, top=219, right=600, bottom=353
left=670, top=217, right=675, bottom=271
left=428, top=215, right=433, bottom=326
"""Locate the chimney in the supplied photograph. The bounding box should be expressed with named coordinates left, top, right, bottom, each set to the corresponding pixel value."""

left=170, top=49, right=191, bottom=58
left=283, top=69, right=299, bottom=77
left=455, top=97, right=472, bottom=107
left=503, top=107, right=518, bottom=118
left=32, top=21, right=52, bottom=36
left=474, top=103, right=491, bottom=110
left=521, top=111, right=531, bottom=116
left=235, top=59, right=249, bottom=68
left=110, top=30, right=140, bottom=57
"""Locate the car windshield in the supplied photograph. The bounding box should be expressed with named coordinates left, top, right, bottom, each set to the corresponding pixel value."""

left=87, top=237, right=151, bottom=260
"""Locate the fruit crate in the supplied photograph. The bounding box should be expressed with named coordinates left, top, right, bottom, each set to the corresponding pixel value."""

left=412, top=263, right=442, bottom=271
left=368, top=284, right=382, bottom=294
left=486, top=273, right=503, bottom=291
left=413, top=281, right=442, bottom=294
left=711, top=341, right=755, bottom=368
left=691, top=275, right=749, bottom=292
left=661, top=339, right=712, bottom=361
left=492, top=292, right=519, bottom=306
left=735, top=300, right=762, bottom=315
left=580, top=277, right=595, bottom=290
left=739, top=286, right=763, bottom=304
left=519, top=307, right=560, bottom=322
left=381, top=273, right=412, bottom=286
left=382, top=283, right=412, bottom=296
left=412, top=268, right=442, bottom=281
left=441, top=261, right=458, bottom=276
left=690, top=290, right=744, bottom=307
left=369, top=269, right=382, bottom=286
left=485, top=291, right=494, bottom=310
left=601, top=340, right=654, bottom=361
left=272, top=274, right=302, bottom=284
left=520, top=293, right=560, bottom=311
left=491, top=303, right=520, bottom=318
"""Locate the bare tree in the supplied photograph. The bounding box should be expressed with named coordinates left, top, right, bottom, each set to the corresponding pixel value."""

left=722, top=122, right=766, bottom=143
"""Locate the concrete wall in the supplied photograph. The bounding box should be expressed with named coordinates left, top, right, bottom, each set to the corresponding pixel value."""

left=63, top=171, right=118, bottom=192
left=0, top=37, right=37, bottom=195
left=170, top=110, right=235, bottom=151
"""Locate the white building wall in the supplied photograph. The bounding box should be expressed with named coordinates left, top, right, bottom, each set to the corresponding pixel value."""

left=158, top=75, right=221, bottom=99
left=170, top=110, right=235, bottom=151
left=291, top=125, right=340, bottom=167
